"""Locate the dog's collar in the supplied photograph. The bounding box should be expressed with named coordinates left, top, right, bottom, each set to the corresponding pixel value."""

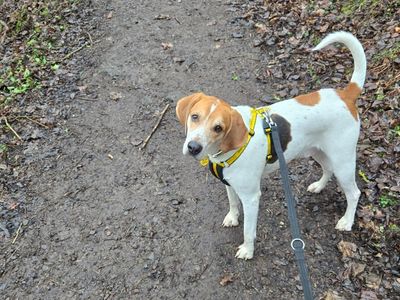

left=200, top=106, right=274, bottom=185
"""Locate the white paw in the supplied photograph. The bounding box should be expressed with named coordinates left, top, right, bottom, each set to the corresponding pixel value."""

left=307, top=181, right=325, bottom=193
left=235, top=243, right=254, bottom=260
left=335, top=216, right=353, bottom=231
left=222, top=212, right=239, bottom=227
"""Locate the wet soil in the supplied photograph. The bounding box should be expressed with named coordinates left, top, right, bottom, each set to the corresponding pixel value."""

left=0, top=0, right=384, bottom=299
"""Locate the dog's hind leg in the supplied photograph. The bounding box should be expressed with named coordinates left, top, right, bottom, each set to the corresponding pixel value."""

left=307, top=149, right=333, bottom=193
left=326, top=146, right=360, bottom=231
left=222, top=185, right=240, bottom=227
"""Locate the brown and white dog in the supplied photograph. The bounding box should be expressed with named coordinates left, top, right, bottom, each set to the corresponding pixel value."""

left=176, top=32, right=366, bottom=259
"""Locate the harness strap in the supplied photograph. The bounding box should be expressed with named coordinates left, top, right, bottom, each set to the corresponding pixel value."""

left=208, top=161, right=230, bottom=186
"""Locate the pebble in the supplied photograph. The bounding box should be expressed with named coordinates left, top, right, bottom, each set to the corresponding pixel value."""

left=232, top=32, right=243, bottom=38
left=253, top=38, right=264, bottom=47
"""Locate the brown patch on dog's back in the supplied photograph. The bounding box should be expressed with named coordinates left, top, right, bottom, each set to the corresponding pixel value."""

left=294, top=91, right=320, bottom=106
left=268, top=114, right=292, bottom=164
left=336, top=82, right=361, bottom=121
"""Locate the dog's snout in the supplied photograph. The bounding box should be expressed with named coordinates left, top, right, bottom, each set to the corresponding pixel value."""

left=187, top=141, right=203, bottom=156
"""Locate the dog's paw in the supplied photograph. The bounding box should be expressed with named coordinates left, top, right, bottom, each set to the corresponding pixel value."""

left=235, top=243, right=254, bottom=260
left=335, top=217, right=353, bottom=231
left=307, top=181, right=325, bottom=193
left=222, top=212, right=239, bottom=227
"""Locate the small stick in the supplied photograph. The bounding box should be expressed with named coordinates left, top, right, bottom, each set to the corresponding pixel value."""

left=4, top=118, right=22, bottom=141
left=61, top=42, right=89, bottom=61
left=12, top=223, right=23, bottom=244
left=140, top=104, right=170, bottom=150
left=15, top=116, right=49, bottom=128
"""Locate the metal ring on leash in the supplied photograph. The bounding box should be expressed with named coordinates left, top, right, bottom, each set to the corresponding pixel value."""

left=291, top=238, right=305, bottom=250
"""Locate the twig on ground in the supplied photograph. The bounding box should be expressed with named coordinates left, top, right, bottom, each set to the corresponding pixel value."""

left=0, top=20, right=9, bottom=44
left=14, top=115, right=49, bottom=128
left=12, top=223, right=23, bottom=244
left=86, top=31, right=93, bottom=46
left=61, top=42, right=89, bottom=61
left=140, top=103, right=170, bottom=150
left=4, top=117, right=22, bottom=141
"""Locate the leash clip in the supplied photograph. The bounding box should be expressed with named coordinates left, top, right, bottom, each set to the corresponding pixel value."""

left=291, top=238, right=305, bottom=250
left=262, top=111, right=276, bottom=127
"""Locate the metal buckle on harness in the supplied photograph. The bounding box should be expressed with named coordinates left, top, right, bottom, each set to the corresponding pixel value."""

left=291, top=238, right=305, bottom=250
left=262, top=111, right=276, bottom=127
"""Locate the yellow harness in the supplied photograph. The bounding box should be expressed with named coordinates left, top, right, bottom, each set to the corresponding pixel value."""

left=200, top=107, right=273, bottom=185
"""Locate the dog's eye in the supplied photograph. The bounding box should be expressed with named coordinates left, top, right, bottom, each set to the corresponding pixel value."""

left=191, top=114, right=199, bottom=121
left=214, top=125, right=222, bottom=133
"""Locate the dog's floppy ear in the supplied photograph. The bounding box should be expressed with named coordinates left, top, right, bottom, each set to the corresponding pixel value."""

left=220, top=109, right=248, bottom=153
left=176, top=93, right=203, bottom=126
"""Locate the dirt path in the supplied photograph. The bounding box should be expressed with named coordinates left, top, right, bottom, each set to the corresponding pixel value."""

left=1, top=0, right=359, bottom=299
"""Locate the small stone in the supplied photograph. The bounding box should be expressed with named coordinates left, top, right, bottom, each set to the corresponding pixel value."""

left=393, top=280, right=400, bottom=292
left=253, top=39, right=264, bottom=47
left=173, top=57, right=185, bottom=63
left=232, top=32, right=243, bottom=38
left=89, top=230, right=96, bottom=235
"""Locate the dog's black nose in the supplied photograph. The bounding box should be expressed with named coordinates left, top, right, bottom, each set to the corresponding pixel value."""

left=188, top=141, right=203, bottom=156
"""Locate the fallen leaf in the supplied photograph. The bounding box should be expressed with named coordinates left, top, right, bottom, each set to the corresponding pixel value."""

left=161, top=42, right=173, bottom=50
left=219, top=274, right=234, bottom=286
left=351, top=262, right=366, bottom=277
left=154, top=14, right=171, bottom=20
left=358, top=170, right=370, bottom=183
left=337, top=240, right=357, bottom=258
left=254, top=23, right=267, bottom=34
left=78, top=85, right=88, bottom=92
left=360, top=290, right=379, bottom=300
left=319, top=23, right=330, bottom=33
left=324, top=290, right=346, bottom=300
left=107, top=11, right=113, bottom=19
left=365, top=273, right=381, bottom=290
left=109, top=92, right=122, bottom=101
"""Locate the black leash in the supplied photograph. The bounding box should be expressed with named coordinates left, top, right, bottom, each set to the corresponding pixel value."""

left=266, top=115, right=314, bottom=300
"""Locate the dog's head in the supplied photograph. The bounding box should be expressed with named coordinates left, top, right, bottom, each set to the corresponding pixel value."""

left=176, top=92, right=248, bottom=160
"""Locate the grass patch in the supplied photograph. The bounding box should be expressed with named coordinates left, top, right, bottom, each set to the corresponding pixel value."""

left=0, top=1, right=83, bottom=108
left=373, top=41, right=400, bottom=64
left=378, top=194, right=398, bottom=208
left=341, top=0, right=380, bottom=15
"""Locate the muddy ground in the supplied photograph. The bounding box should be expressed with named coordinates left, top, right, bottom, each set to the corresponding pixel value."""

left=1, top=0, right=398, bottom=299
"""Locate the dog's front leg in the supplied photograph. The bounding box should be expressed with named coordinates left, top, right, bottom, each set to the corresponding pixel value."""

left=222, top=185, right=240, bottom=227
left=234, top=188, right=261, bottom=260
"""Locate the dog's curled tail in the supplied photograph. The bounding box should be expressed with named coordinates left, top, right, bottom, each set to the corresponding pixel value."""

left=313, top=31, right=366, bottom=90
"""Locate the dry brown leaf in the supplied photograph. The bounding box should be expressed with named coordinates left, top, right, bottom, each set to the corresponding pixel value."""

left=254, top=23, right=267, bottom=34
left=109, top=92, right=122, bottom=101
left=351, top=262, right=366, bottom=277
left=324, top=290, right=346, bottom=300
left=219, top=274, right=234, bottom=286
left=78, top=85, right=88, bottom=92
left=337, top=240, right=357, bottom=258
left=365, top=273, right=381, bottom=290
left=360, top=290, right=379, bottom=300
left=161, top=42, right=173, bottom=50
